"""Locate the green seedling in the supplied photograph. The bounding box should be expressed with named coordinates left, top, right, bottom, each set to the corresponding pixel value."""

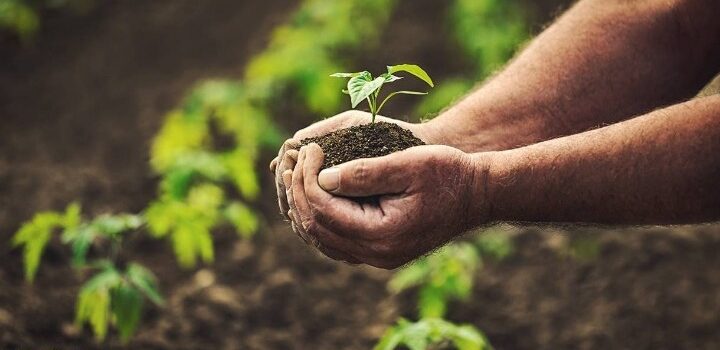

left=13, top=204, right=163, bottom=342
left=375, top=318, right=490, bottom=350
left=389, top=242, right=480, bottom=318
left=331, top=64, right=434, bottom=123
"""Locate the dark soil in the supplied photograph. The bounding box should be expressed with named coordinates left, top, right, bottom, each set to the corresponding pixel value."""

left=300, top=122, right=425, bottom=169
left=3, top=0, right=720, bottom=349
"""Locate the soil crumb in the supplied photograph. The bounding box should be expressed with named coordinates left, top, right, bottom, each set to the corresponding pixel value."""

left=300, top=122, right=425, bottom=169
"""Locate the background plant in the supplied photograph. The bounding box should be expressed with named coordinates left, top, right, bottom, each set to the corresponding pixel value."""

left=12, top=204, right=163, bottom=342
left=376, top=231, right=512, bottom=349
left=11, top=0, right=400, bottom=343
left=9, top=0, right=528, bottom=345
left=415, top=0, right=528, bottom=117
left=0, top=0, right=93, bottom=41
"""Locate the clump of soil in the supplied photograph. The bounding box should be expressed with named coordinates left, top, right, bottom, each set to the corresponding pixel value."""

left=300, top=122, right=425, bottom=169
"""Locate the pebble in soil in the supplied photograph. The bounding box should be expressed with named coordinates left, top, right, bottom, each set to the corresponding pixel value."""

left=300, top=121, right=425, bottom=169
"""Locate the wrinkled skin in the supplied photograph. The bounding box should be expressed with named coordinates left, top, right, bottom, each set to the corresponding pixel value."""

left=287, top=143, right=488, bottom=269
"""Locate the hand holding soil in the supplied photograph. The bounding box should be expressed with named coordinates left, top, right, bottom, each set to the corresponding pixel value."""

left=288, top=143, right=488, bottom=269
left=269, top=110, right=441, bottom=224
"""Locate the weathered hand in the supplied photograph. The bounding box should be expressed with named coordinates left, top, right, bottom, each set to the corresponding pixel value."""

left=269, top=110, right=439, bottom=246
left=289, top=143, right=490, bottom=269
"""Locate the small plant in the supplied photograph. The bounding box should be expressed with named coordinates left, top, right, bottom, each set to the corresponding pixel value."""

left=12, top=204, right=163, bottom=342
left=379, top=232, right=514, bottom=350
left=331, top=64, right=434, bottom=123
left=389, top=242, right=480, bottom=318
left=375, top=318, right=490, bottom=350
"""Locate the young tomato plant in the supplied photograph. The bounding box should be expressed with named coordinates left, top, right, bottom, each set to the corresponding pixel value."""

left=331, top=64, right=434, bottom=123
left=12, top=204, right=163, bottom=343
left=389, top=242, right=480, bottom=318
left=375, top=318, right=490, bottom=350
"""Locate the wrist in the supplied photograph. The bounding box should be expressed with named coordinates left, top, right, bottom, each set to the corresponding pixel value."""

left=462, top=151, right=501, bottom=229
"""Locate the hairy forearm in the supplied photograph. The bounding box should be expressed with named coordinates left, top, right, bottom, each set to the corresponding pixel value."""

left=428, top=0, right=720, bottom=152
left=475, top=95, right=720, bottom=225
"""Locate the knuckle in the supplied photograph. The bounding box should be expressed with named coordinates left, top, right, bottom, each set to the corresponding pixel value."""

left=350, top=160, right=370, bottom=186
left=302, top=218, right=319, bottom=234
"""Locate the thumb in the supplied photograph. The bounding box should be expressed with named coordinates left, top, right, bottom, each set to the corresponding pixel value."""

left=318, top=155, right=409, bottom=197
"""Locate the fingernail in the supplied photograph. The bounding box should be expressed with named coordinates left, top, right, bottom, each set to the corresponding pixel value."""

left=318, top=168, right=340, bottom=191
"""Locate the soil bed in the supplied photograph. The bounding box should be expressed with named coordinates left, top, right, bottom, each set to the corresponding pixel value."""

left=300, top=122, right=424, bottom=169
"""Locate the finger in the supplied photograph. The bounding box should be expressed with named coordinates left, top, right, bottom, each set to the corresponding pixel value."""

left=285, top=149, right=299, bottom=163
left=317, top=153, right=410, bottom=197
left=292, top=147, right=313, bottom=230
left=288, top=208, right=311, bottom=244
left=270, top=157, right=278, bottom=173
left=302, top=143, right=385, bottom=239
left=308, top=221, right=397, bottom=268
left=276, top=139, right=300, bottom=191
left=283, top=170, right=294, bottom=214
left=275, top=141, right=300, bottom=219
left=305, top=220, right=366, bottom=263
left=316, top=242, right=362, bottom=264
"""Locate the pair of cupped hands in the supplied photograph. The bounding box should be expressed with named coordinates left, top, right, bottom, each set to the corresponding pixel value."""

left=269, top=111, right=491, bottom=269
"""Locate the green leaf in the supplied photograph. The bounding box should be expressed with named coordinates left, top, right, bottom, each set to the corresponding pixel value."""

left=12, top=202, right=79, bottom=282
left=224, top=201, right=259, bottom=238
left=76, top=286, right=111, bottom=341
left=92, top=214, right=144, bottom=237
left=111, top=284, right=143, bottom=343
left=67, top=226, right=94, bottom=266
left=476, top=229, right=513, bottom=261
left=82, top=266, right=122, bottom=292
left=374, top=318, right=490, bottom=350
left=382, top=74, right=403, bottom=83
left=224, top=150, right=259, bottom=200
left=76, top=267, right=122, bottom=341
left=387, top=64, right=434, bottom=87
left=126, top=263, right=164, bottom=306
left=63, top=202, right=82, bottom=229
left=330, top=72, right=362, bottom=78
left=346, top=71, right=372, bottom=108
left=374, top=324, right=404, bottom=350
left=388, top=243, right=480, bottom=319
left=388, top=261, right=428, bottom=292
left=376, top=90, right=428, bottom=116
left=418, top=287, right=446, bottom=318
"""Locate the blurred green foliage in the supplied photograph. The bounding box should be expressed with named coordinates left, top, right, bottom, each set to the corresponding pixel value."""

left=375, top=318, right=490, bottom=350
left=388, top=230, right=512, bottom=320
left=566, top=235, right=601, bottom=262
left=148, top=0, right=398, bottom=268
left=12, top=202, right=80, bottom=281
left=415, top=0, right=528, bottom=117
left=390, top=243, right=480, bottom=319
left=385, top=230, right=512, bottom=348
left=11, top=0, right=531, bottom=345
left=476, top=228, right=513, bottom=261
left=0, top=0, right=93, bottom=41
left=13, top=204, right=162, bottom=342
left=0, top=0, right=38, bottom=40
left=76, top=262, right=163, bottom=343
